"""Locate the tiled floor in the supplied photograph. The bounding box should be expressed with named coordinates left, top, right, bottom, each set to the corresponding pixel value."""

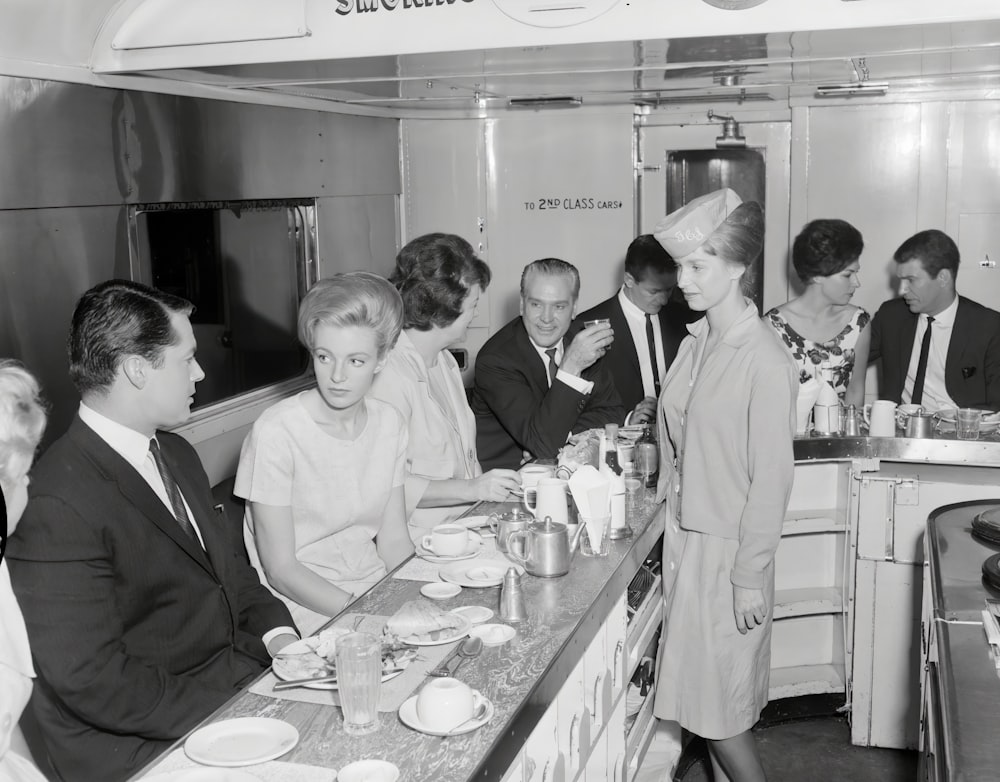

left=636, top=698, right=919, bottom=782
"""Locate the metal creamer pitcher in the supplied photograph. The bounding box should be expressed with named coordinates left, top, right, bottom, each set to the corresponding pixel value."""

left=507, top=516, right=583, bottom=578
left=488, top=507, right=532, bottom=554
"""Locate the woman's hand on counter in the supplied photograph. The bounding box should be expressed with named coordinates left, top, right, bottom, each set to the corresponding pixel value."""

left=733, top=585, right=768, bottom=635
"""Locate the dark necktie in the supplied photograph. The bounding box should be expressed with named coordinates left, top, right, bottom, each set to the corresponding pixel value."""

left=149, top=439, right=197, bottom=542
left=545, top=347, right=558, bottom=386
left=645, top=313, right=662, bottom=398
left=911, top=316, right=935, bottom=405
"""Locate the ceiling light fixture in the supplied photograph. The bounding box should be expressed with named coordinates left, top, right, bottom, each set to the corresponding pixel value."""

left=508, top=96, right=582, bottom=109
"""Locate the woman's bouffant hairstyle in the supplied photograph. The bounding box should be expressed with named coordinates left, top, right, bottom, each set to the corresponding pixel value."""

left=792, top=219, right=864, bottom=282
left=69, top=280, right=194, bottom=396
left=702, top=201, right=765, bottom=297
left=390, top=233, right=492, bottom=331
left=0, top=360, right=47, bottom=499
left=297, top=272, right=404, bottom=359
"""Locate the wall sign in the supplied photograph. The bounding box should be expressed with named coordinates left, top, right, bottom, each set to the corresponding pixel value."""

left=335, top=0, right=474, bottom=15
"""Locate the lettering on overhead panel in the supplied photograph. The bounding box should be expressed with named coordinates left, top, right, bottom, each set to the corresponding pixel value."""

left=335, top=0, right=475, bottom=14
left=524, top=198, right=624, bottom=211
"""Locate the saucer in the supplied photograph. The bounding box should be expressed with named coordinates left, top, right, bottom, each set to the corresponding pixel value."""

left=440, top=560, right=524, bottom=588
left=450, top=605, right=494, bottom=624
left=398, top=694, right=494, bottom=736
left=468, top=623, right=516, bottom=646
left=420, top=582, right=462, bottom=600
left=338, top=760, right=400, bottom=782
left=416, top=531, right=483, bottom=563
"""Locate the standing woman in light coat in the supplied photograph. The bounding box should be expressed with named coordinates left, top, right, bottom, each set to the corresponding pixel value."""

left=651, top=190, right=797, bottom=781
left=370, top=233, right=520, bottom=543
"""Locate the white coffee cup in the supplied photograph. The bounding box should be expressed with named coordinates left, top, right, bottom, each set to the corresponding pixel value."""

left=421, top=524, right=468, bottom=557
left=416, top=677, right=484, bottom=732
left=519, top=463, right=555, bottom=505
left=865, top=400, right=898, bottom=437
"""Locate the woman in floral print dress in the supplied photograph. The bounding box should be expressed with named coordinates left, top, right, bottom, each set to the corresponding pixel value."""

left=765, top=219, right=871, bottom=409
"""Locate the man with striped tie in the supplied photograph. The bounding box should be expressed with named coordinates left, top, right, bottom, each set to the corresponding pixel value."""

left=472, top=258, right=627, bottom=470
left=7, top=280, right=297, bottom=782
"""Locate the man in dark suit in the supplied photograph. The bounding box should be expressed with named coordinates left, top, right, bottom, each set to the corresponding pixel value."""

left=870, top=229, right=1000, bottom=411
left=471, top=258, right=637, bottom=471
left=577, top=234, right=695, bottom=412
left=7, top=280, right=298, bottom=782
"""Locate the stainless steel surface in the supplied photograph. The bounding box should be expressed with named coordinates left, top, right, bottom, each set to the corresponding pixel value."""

left=905, top=413, right=935, bottom=439
left=794, top=434, right=1000, bottom=466
left=925, top=502, right=1000, bottom=781
left=499, top=568, right=527, bottom=623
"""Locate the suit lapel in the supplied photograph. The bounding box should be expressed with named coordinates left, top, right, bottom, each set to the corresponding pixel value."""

left=944, top=297, right=968, bottom=389
left=609, top=298, right=641, bottom=382
left=514, top=320, right=552, bottom=392
left=70, top=420, right=215, bottom=575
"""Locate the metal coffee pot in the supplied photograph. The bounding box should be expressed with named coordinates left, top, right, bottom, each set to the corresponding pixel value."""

left=905, top=411, right=935, bottom=439
left=489, top=507, right=533, bottom=554
left=507, top=516, right=583, bottom=578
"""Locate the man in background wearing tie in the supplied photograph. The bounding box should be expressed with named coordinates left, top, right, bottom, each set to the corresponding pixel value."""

left=471, top=258, right=631, bottom=470
left=869, top=229, right=1000, bottom=411
left=577, top=234, right=694, bottom=413
left=7, top=280, right=298, bottom=782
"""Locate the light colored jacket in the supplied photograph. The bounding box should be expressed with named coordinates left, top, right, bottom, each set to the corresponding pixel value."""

left=657, top=302, right=798, bottom=589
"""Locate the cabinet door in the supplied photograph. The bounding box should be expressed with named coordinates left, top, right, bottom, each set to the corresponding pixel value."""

left=583, top=724, right=608, bottom=782
left=606, top=596, right=628, bottom=703
left=525, top=702, right=564, bottom=782
left=607, top=688, right=628, bottom=782
left=501, top=753, right=525, bottom=782
left=558, top=653, right=588, bottom=780
left=584, top=622, right=610, bottom=737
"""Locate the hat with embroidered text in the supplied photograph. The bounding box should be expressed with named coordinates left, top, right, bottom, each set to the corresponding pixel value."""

left=653, top=189, right=743, bottom=258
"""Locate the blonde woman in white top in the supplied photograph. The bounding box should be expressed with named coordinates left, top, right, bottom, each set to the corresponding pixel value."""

left=370, top=234, right=520, bottom=542
left=236, top=274, right=413, bottom=635
left=0, top=360, right=47, bottom=782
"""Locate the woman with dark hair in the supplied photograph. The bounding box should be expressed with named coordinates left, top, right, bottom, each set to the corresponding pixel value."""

left=370, top=233, right=520, bottom=541
left=765, top=219, right=871, bottom=408
left=0, top=360, right=48, bottom=782
left=652, top=190, right=797, bottom=782
left=235, top=272, right=413, bottom=634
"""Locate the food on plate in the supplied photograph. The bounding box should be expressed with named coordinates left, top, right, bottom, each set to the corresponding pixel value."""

left=556, top=431, right=600, bottom=477
left=274, top=625, right=416, bottom=681
left=384, top=599, right=465, bottom=642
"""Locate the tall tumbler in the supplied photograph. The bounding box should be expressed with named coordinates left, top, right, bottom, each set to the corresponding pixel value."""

left=335, top=631, right=381, bottom=735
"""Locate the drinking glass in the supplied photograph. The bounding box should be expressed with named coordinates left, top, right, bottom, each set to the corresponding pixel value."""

left=956, top=408, right=982, bottom=441
left=624, top=470, right=644, bottom=524
left=335, top=631, right=381, bottom=735
left=579, top=514, right=610, bottom=557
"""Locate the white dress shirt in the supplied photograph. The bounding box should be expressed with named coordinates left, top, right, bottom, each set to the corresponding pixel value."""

left=902, top=296, right=959, bottom=411
left=77, top=403, right=296, bottom=646
left=618, top=288, right=667, bottom=399
left=529, top=338, right=594, bottom=394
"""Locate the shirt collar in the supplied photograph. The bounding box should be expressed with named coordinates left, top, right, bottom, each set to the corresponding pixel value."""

left=928, top=295, right=959, bottom=328
left=528, top=335, right=563, bottom=365
left=686, top=299, right=760, bottom=346
left=618, top=287, right=646, bottom=320
left=78, top=402, right=154, bottom=471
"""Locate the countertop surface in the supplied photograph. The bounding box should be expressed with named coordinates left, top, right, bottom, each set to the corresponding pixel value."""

left=793, top=431, right=1000, bottom=464
left=926, top=500, right=1000, bottom=782
left=135, top=494, right=664, bottom=781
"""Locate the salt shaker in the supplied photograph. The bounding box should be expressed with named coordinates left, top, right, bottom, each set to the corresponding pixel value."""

left=499, top=567, right=527, bottom=622
left=844, top=404, right=861, bottom=437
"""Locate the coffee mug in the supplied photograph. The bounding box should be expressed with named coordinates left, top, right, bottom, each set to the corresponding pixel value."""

left=523, top=477, right=569, bottom=526
left=864, top=400, right=898, bottom=437
left=421, top=524, right=468, bottom=557
left=416, top=677, right=484, bottom=732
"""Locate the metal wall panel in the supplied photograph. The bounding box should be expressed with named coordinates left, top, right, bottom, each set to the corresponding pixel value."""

left=126, top=92, right=400, bottom=202
left=0, top=77, right=128, bottom=209
left=0, top=205, right=129, bottom=442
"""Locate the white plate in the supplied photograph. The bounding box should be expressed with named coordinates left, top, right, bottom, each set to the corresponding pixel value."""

left=398, top=694, right=494, bottom=736
left=143, top=770, right=262, bottom=782
left=450, top=605, right=494, bottom=624
left=935, top=407, right=1000, bottom=423
left=272, top=639, right=412, bottom=690
left=184, top=718, right=298, bottom=767
left=420, top=582, right=462, bottom=600
left=934, top=419, right=1000, bottom=434
left=398, top=612, right=472, bottom=646
left=415, top=531, right=483, bottom=563
left=469, top=623, right=516, bottom=646
left=338, top=759, right=400, bottom=782
left=439, top=559, right=525, bottom=589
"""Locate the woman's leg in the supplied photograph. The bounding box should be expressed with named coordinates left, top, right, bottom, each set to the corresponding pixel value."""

left=706, top=730, right=766, bottom=782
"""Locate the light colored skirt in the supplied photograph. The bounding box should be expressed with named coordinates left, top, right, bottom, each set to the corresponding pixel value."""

left=653, top=524, right=774, bottom=740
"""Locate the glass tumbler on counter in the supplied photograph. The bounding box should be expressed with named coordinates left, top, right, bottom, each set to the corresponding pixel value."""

left=956, top=408, right=982, bottom=440
left=335, top=631, right=381, bottom=735
left=624, top=470, right=644, bottom=524
left=579, top=514, right=610, bottom=557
